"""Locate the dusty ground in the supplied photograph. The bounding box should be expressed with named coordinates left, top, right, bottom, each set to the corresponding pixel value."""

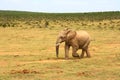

left=0, top=28, right=120, bottom=80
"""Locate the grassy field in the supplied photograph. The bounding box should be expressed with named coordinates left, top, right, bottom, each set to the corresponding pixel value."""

left=0, top=11, right=120, bottom=80
left=0, top=10, right=120, bottom=30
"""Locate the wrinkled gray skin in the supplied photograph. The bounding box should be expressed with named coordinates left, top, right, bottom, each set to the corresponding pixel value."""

left=56, top=28, right=91, bottom=59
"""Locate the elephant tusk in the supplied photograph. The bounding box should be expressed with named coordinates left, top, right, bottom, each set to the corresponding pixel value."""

left=56, top=43, right=60, bottom=47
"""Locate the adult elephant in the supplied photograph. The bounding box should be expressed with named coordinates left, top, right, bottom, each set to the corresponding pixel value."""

left=56, top=28, right=91, bottom=59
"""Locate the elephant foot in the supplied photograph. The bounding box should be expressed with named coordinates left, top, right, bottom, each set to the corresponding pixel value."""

left=80, top=55, right=91, bottom=59
left=87, top=55, right=91, bottom=58
left=79, top=55, right=84, bottom=59
left=65, top=57, right=69, bottom=60
left=86, top=53, right=91, bottom=58
left=72, top=53, right=79, bottom=58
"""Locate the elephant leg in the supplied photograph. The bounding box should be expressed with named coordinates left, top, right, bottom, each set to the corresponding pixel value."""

left=86, top=48, right=91, bottom=58
left=72, top=47, right=79, bottom=57
left=80, top=49, right=85, bottom=58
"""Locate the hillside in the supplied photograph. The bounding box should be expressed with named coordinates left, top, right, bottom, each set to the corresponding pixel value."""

left=0, top=10, right=120, bottom=30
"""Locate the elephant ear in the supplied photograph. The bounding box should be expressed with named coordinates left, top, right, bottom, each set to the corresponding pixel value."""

left=67, top=30, right=76, bottom=40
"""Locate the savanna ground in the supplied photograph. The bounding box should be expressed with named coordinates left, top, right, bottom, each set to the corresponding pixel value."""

left=0, top=27, right=120, bottom=80
left=0, top=11, right=120, bottom=80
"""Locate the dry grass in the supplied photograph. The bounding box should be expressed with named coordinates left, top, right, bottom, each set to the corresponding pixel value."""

left=0, top=26, right=120, bottom=80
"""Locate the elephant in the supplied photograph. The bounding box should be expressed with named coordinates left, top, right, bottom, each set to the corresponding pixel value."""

left=56, top=28, right=91, bottom=59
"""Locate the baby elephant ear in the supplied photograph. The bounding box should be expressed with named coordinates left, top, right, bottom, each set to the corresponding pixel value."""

left=67, top=30, right=76, bottom=40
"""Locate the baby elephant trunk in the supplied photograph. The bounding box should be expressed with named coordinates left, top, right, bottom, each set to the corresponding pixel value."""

left=56, top=38, right=62, bottom=58
left=56, top=45, right=59, bottom=58
left=56, top=41, right=61, bottom=58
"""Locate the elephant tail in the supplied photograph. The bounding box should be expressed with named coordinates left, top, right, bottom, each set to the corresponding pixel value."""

left=83, top=38, right=90, bottom=49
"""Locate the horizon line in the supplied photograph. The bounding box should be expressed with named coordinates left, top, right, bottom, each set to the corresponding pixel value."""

left=0, top=9, right=120, bottom=13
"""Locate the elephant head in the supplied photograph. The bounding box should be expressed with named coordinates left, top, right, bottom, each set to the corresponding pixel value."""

left=56, top=28, right=76, bottom=58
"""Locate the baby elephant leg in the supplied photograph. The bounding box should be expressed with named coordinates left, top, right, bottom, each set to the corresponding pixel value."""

left=86, top=48, right=91, bottom=58
left=72, top=47, right=79, bottom=57
left=80, top=49, right=85, bottom=58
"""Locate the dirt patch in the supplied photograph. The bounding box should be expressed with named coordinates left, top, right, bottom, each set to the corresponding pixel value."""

left=0, top=59, right=70, bottom=67
left=0, top=61, right=8, bottom=67
left=0, top=52, right=29, bottom=55
left=105, top=43, right=120, bottom=48
left=10, top=69, right=40, bottom=74
left=19, top=59, right=67, bottom=65
left=77, top=72, right=88, bottom=76
left=76, top=70, right=98, bottom=77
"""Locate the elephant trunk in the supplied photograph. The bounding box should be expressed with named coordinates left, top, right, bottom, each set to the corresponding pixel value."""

left=56, top=41, right=61, bottom=58
left=56, top=45, right=59, bottom=58
left=56, top=37, right=63, bottom=58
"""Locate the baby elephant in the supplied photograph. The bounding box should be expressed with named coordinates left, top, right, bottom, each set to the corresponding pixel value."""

left=56, top=28, right=91, bottom=59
